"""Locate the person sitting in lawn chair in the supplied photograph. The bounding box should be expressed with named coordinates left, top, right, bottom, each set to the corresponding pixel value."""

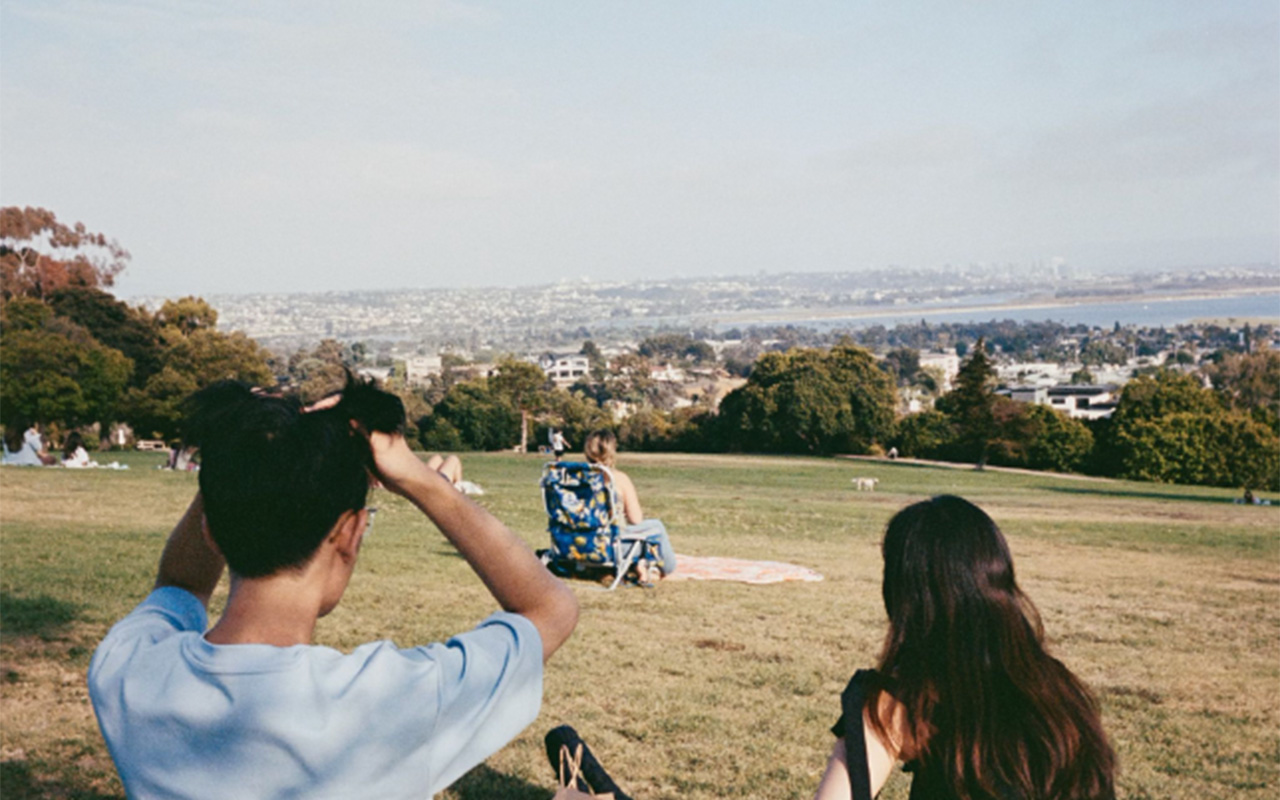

left=582, top=430, right=676, bottom=583
left=541, top=431, right=675, bottom=588
left=582, top=429, right=676, bottom=584
left=541, top=460, right=649, bottom=590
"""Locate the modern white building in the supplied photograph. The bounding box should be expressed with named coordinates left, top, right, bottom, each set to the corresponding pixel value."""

left=540, top=353, right=590, bottom=386
left=1000, top=383, right=1119, bottom=420
left=919, top=352, right=962, bottom=392
left=404, top=355, right=442, bottom=387
left=1045, top=385, right=1119, bottom=420
left=1001, top=385, right=1049, bottom=405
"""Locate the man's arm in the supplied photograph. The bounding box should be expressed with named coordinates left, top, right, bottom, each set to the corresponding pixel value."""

left=369, top=432, right=578, bottom=662
left=154, top=493, right=225, bottom=610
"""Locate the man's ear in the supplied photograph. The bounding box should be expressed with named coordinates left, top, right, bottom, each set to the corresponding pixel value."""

left=330, top=510, right=365, bottom=563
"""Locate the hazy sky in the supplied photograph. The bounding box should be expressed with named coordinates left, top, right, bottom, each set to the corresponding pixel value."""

left=2, top=1, right=1276, bottom=298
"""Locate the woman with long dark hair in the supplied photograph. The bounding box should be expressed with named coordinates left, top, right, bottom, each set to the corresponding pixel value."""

left=62, top=431, right=95, bottom=468
left=815, top=495, right=1115, bottom=800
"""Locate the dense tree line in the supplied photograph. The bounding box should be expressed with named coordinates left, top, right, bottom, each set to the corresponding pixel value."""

left=419, top=335, right=1277, bottom=492
left=1092, top=367, right=1278, bottom=490
left=4, top=206, right=1274, bottom=492
left=0, top=208, right=272, bottom=444
left=711, top=317, right=1272, bottom=370
left=889, top=341, right=1278, bottom=490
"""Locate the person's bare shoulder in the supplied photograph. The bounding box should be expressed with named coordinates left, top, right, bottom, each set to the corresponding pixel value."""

left=609, top=467, right=644, bottom=523
left=610, top=467, right=634, bottom=490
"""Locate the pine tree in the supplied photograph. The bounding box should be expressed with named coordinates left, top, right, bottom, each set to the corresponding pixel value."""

left=937, top=337, right=998, bottom=467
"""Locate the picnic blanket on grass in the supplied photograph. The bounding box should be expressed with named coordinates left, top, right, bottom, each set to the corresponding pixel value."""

left=666, top=555, right=823, bottom=585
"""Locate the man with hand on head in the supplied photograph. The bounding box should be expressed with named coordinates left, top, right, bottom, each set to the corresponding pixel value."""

left=88, top=375, right=578, bottom=799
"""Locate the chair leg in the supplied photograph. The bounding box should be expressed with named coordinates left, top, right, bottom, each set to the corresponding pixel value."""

left=606, top=554, right=633, bottom=591
left=606, top=540, right=644, bottom=591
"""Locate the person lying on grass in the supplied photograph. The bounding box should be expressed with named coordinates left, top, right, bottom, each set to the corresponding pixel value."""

left=815, top=495, right=1116, bottom=800
left=583, top=428, right=677, bottom=584
left=87, top=375, right=578, bottom=799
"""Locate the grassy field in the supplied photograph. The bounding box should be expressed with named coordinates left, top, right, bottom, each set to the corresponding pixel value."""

left=1, top=451, right=1277, bottom=799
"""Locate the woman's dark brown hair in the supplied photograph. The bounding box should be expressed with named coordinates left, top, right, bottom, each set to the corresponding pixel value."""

left=63, top=431, right=85, bottom=461
left=4, top=415, right=30, bottom=453
left=868, top=495, right=1115, bottom=799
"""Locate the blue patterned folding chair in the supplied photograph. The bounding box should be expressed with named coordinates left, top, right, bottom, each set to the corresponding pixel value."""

left=540, top=461, right=655, bottom=590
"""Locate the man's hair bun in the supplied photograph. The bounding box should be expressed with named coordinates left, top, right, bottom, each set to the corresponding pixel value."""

left=333, top=370, right=405, bottom=435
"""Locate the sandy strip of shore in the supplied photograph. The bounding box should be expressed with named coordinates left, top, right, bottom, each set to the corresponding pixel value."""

left=709, top=285, right=1280, bottom=326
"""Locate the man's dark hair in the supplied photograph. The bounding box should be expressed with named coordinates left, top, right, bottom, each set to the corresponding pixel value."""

left=185, top=373, right=404, bottom=578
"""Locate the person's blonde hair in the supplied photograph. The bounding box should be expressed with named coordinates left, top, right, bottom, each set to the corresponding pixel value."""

left=583, top=429, right=617, bottom=467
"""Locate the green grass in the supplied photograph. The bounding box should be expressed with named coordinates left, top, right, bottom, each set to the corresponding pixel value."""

left=2, top=453, right=1277, bottom=799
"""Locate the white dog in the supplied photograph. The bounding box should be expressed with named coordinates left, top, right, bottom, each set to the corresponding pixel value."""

left=853, top=477, right=879, bottom=492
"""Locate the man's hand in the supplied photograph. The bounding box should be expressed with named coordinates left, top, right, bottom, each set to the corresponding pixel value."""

left=313, top=387, right=579, bottom=660
left=368, top=431, right=444, bottom=498
left=364, top=432, right=578, bottom=662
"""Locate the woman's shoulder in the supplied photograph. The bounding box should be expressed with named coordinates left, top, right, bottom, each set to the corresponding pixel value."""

left=608, top=465, right=633, bottom=482
left=832, top=669, right=886, bottom=730
left=845, top=668, right=886, bottom=696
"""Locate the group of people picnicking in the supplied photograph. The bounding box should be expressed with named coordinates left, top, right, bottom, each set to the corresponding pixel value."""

left=2, top=418, right=114, bottom=469
left=74, top=374, right=1116, bottom=798
left=2, top=420, right=207, bottom=473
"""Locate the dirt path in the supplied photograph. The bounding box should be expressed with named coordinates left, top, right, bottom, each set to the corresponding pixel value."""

left=835, top=453, right=1119, bottom=482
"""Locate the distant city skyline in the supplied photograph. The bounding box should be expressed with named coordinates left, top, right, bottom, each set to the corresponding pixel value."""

left=194, top=263, right=1278, bottom=357
left=2, top=1, right=1276, bottom=299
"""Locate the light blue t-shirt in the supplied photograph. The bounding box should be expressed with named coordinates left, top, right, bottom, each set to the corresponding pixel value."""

left=88, top=587, right=543, bottom=799
left=2, top=429, right=44, bottom=466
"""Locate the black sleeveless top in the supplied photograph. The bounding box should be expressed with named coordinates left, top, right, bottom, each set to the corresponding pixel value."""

left=831, top=670, right=1022, bottom=800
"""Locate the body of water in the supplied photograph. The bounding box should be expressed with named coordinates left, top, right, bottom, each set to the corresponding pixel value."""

left=715, top=290, right=1280, bottom=332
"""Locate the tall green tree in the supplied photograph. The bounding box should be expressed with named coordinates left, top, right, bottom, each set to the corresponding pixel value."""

left=1202, top=348, right=1280, bottom=433
left=47, top=286, right=164, bottom=384
left=1098, top=370, right=1279, bottom=490
left=603, top=352, right=656, bottom=406
left=1112, top=411, right=1278, bottom=490
left=0, top=309, right=132, bottom=428
left=638, top=333, right=716, bottom=365
left=892, top=409, right=954, bottom=458
left=881, top=347, right=921, bottom=386
left=155, top=296, right=218, bottom=334
left=489, top=358, right=552, bottom=451
left=545, top=389, right=611, bottom=448
left=715, top=344, right=895, bottom=454
left=418, top=380, right=520, bottom=451
left=287, top=339, right=351, bottom=403
left=1021, top=404, right=1094, bottom=473
left=121, top=299, right=272, bottom=440
left=936, top=337, right=999, bottom=466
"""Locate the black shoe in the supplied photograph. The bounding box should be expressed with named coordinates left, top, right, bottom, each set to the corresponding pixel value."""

left=544, top=725, right=632, bottom=800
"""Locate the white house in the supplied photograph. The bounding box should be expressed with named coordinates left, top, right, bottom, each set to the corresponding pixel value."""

left=1045, top=385, right=1119, bottom=420
left=404, top=355, right=442, bottom=387
left=1000, top=385, right=1049, bottom=405
left=540, top=353, right=590, bottom=386
left=649, top=364, right=686, bottom=383
left=919, top=352, right=962, bottom=392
